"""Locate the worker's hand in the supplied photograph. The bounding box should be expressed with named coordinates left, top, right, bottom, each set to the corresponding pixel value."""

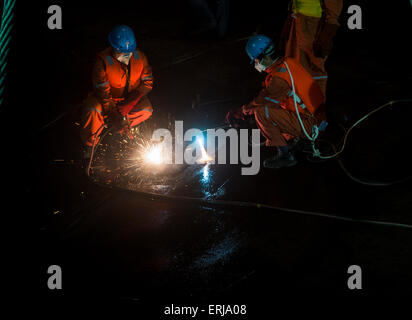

left=107, top=110, right=128, bottom=131
left=225, top=107, right=245, bottom=128
left=241, top=104, right=256, bottom=116
left=102, top=99, right=117, bottom=114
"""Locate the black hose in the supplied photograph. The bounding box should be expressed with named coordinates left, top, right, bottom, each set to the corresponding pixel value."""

left=86, top=125, right=110, bottom=176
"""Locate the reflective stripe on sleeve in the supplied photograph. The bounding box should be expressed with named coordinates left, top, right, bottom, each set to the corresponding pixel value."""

left=86, top=107, right=103, bottom=115
left=105, top=56, right=114, bottom=66
left=96, top=81, right=109, bottom=88
left=141, top=75, right=153, bottom=81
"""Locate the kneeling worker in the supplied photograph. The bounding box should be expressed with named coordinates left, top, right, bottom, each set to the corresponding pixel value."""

left=80, top=25, right=154, bottom=159
left=226, top=35, right=326, bottom=169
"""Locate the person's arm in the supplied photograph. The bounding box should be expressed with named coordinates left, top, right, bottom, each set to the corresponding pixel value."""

left=242, top=77, right=290, bottom=116
left=92, top=57, right=116, bottom=112
left=313, top=0, right=344, bottom=58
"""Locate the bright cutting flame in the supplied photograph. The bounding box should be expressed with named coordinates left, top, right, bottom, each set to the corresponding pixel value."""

left=144, top=144, right=163, bottom=165
left=197, top=136, right=213, bottom=163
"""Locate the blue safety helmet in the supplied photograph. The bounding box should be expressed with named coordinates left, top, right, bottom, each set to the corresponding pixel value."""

left=245, top=35, right=275, bottom=64
left=108, top=25, right=137, bottom=53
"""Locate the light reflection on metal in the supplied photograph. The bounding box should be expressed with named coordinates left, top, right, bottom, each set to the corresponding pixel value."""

left=202, top=163, right=210, bottom=182
left=200, top=163, right=212, bottom=199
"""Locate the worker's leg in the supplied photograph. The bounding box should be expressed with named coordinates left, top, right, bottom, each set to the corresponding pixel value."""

left=80, top=95, right=105, bottom=147
left=127, top=96, right=153, bottom=127
left=280, top=14, right=299, bottom=60
left=255, top=106, right=288, bottom=147
left=255, top=105, right=316, bottom=168
left=254, top=105, right=316, bottom=147
left=298, top=14, right=328, bottom=96
left=280, top=13, right=328, bottom=96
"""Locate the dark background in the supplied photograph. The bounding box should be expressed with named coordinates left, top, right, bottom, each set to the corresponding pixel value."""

left=9, top=1, right=412, bottom=128
left=5, top=0, right=412, bottom=314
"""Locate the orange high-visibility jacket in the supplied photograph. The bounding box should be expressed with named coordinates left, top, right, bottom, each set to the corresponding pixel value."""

left=265, top=57, right=324, bottom=115
left=92, top=47, right=153, bottom=105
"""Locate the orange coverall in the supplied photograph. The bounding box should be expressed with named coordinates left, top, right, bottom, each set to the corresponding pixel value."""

left=80, top=47, right=154, bottom=146
left=243, top=57, right=325, bottom=147
left=279, top=0, right=343, bottom=96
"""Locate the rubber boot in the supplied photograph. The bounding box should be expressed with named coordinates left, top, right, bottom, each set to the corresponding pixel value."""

left=263, top=145, right=298, bottom=169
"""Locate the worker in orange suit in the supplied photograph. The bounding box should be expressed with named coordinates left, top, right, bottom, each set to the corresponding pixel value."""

left=80, top=25, right=153, bottom=159
left=226, top=35, right=327, bottom=169
left=278, top=0, right=343, bottom=96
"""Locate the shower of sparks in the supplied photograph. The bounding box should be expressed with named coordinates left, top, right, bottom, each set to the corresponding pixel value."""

left=144, top=144, right=164, bottom=165
left=90, top=121, right=218, bottom=194
left=90, top=123, right=172, bottom=188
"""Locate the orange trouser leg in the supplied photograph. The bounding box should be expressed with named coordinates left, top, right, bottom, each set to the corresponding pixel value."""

left=80, top=95, right=105, bottom=147
left=281, top=13, right=328, bottom=97
left=254, top=105, right=316, bottom=147
left=127, top=95, right=153, bottom=127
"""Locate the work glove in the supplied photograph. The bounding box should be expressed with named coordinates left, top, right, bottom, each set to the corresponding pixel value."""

left=313, top=23, right=339, bottom=58
left=117, top=91, right=143, bottom=116
left=225, top=106, right=245, bottom=128
left=102, top=99, right=117, bottom=114
left=107, top=109, right=128, bottom=132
